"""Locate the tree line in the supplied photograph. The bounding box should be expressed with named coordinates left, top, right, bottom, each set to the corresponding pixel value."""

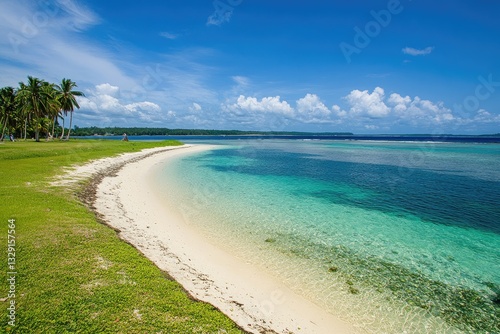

left=71, top=126, right=355, bottom=137
left=0, top=76, right=83, bottom=142
left=72, top=127, right=267, bottom=136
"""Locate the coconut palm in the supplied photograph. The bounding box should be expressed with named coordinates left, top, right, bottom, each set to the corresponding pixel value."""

left=41, top=82, right=61, bottom=139
left=0, top=87, right=17, bottom=141
left=16, top=82, right=30, bottom=140
left=55, top=78, right=84, bottom=140
left=16, top=76, right=48, bottom=142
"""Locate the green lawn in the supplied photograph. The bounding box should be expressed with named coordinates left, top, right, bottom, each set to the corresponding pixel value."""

left=0, top=140, right=244, bottom=333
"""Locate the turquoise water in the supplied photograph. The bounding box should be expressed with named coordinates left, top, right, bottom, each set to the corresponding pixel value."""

left=157, top=140, right=500, bottom=333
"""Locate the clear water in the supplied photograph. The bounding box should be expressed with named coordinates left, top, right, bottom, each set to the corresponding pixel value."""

left=157, top=140, right=500, bottom=333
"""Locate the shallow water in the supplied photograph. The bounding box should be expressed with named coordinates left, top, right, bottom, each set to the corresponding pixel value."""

left=157, top=140, right=500, bottom=333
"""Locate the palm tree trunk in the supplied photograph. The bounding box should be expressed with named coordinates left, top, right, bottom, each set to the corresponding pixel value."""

left=1, top=117, right=8, bottom=141
left=66, top=111, right=73, bottom=140
left=34, top=117, right=40, bottom=142
left=51, top=116, right=56, bottom=139
left=23, top=118, right=27, bottom=141
left=60, top=116, right=65, bottom=139
left=0, top=116, right=5, bottom=141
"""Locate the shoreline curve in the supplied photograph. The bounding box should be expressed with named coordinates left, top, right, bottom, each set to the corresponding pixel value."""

left=73, top=144, right=358, bottom=334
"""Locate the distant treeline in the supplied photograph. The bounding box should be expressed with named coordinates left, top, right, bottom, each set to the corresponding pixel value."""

left=72, top=126, right=354, bottom=137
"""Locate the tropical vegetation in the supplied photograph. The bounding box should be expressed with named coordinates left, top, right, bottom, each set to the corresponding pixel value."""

left=0, top=76, right=83, bottom=142
left=71, top=126, right=354, bottom=137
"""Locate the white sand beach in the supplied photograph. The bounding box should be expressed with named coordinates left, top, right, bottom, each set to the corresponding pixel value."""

left=64, top=144, right=359, bottom=334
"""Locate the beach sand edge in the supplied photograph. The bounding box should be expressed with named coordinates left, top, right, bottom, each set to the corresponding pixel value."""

left=66, top=144, right=359, bottom=334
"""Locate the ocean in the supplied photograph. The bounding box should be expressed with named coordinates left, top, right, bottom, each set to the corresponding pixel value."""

left=155, top=138, right=500, bottom=333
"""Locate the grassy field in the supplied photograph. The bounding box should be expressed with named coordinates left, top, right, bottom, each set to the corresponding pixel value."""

left=0, top=140, right=244, bottom=333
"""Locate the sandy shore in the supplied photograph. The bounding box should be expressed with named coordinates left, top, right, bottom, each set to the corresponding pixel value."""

left=62, top=144, right=359, bottom=334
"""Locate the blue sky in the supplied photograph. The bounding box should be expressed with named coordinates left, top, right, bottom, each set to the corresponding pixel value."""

left=0, top=0, right=499, bottom=134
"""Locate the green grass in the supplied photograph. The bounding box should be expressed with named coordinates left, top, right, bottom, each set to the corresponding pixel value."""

left=0, top=140, right=244, bottom=333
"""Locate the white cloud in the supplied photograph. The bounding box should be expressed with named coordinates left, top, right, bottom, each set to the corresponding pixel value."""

left=190, top=102, right=202, bottom=111
left=327, top=88, right=478, bottom=131
left=125, top=102, right=161, bottom=112
left=77, top=96, right=98, bottom=112
left=387, top=93, right=454, bottom=124
left=332, top=104, right=347, bottom=117
left=97, top=94, right=121, bottom=111
left=232, top=76, right=250, bottom=87
left=453, top=109, right=500, bottom=127
left=77, top=83, right=161, bottom=125
left=344, top=87, right=391, bottom=118
left=0, top=0, right=135, bottom=89
left=295, top=94, right=336, bottom=124
left=402, top=46, right=434, bottom=56
left=160, top=32, right=178, bottom=40
left=95, top=83, right=119, bottom=96
left=0, top=1, right=226, bottom=129
left=193, top=102, right=202, bottom=111
left=220, top=95, right=296, bottom=131
left=388, top=93, right=412, bottom=112
left=296, top=94, right=331, bottom=116
left=56, top=0, right=101, bottom=31
left=218, top=88, right=478, bottom=131
left=221, top=93, right=344, bottom=128
left=226, top=95, right=294, bottom=116
left=0, top=0, right=495, bottom=133
left=229, top=76, right=251, bottom=96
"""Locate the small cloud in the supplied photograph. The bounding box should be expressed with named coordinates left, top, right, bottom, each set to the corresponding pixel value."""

left=160, top=32, right=178, bottom=40
left=125, top=102, right=160, bottom=112
left=57, top=0, right=101, bottom=30
left=190, top=102, right=202, bottom=112
left=402, top=46, right=434, bottom=56
left=232, top=76, right=250, bottom=87
left=230, top=76, right=250, bottom=95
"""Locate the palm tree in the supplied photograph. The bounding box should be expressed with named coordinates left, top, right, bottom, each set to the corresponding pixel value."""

left=16, top=76, right=48, bottom=142
left=0, top=87, right=17, bottom=141
left=17, top=82, right=29, bottom=140
left=41, top=82, right=61, bottom=139
left=55, top=78, right=84, bottom=140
